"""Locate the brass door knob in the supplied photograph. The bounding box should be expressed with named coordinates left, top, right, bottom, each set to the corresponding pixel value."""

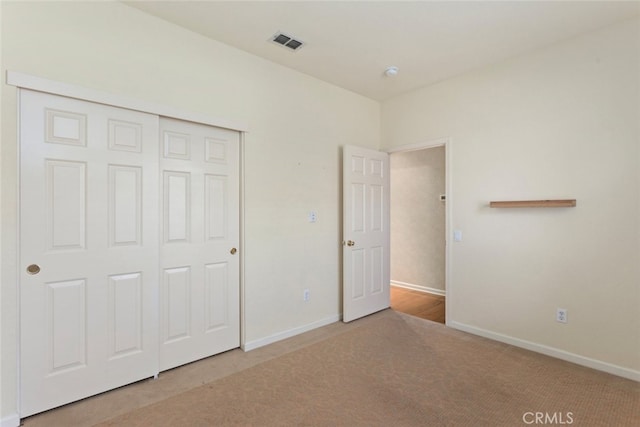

left=344, top=240, right=355, bottom=247
left=26, top=264, right=41, bottom=275
left=230, top=248, right=237, bottom=255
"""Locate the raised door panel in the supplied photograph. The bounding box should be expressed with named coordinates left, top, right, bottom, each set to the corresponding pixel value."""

left=46, top=279, right=87, bottom=374
left=204, top=262, right=229, bottom=332
left=370, top=246, right=384, bottom=294
left=108, top=273, right=143, bottom=359
left=163, top=267, right=191, bottom=343
left=205, top=137, right=228, bottom=164
left=205, top=174, right=228, bottom=241
left=163, top=131, right=190, bottom=160
left=350, top=249, right=366, bottom=300
left=108, top=120, right=142, bottom=153
left=45, top=109, right=87, bottom=146
left=45, top=160, right=87, bottom=251
left=370, top=184, right=384, bottom=233
left=108, top=166, right=142, bottom=247
left=164, top=172, right=191, bottom=243
left=351, top=183, right=366, bottom=234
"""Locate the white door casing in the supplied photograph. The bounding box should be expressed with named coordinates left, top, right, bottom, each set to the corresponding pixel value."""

left=19, top=90, right=160, bottom=416
left=342, top=145, right=390, bottom=322
left=159, top=117, right=240, bottom=371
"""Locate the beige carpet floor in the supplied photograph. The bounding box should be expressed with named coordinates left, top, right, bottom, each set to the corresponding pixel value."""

left=98, top=310, right=639, bottom=426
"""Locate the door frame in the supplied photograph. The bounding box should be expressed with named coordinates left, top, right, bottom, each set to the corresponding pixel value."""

left=385, top=137, right=452, bottom=325
left=8, top=71, right=249, bottom=412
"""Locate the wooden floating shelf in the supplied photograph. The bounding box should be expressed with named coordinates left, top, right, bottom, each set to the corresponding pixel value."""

left=489, top=199, right=577, bottom=208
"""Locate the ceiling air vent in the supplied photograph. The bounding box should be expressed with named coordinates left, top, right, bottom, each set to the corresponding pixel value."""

left=270, top=32, right=304, bottom=51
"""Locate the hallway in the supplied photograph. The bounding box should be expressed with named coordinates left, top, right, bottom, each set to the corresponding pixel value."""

left=390, top=286, right=445, bottom=324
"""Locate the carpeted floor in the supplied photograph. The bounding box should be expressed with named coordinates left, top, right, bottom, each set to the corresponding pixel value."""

left=98, top=310, right=639, bottom=426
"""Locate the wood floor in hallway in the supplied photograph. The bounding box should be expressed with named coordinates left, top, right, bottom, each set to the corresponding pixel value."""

left=390, top=286, right=445, bottom=324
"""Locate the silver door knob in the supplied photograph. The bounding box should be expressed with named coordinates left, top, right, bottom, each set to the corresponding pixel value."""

left=26, top=264, right=41, bottom=275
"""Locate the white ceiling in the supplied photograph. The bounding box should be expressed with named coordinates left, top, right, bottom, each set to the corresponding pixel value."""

left=126, top=1, right=640, bottom=101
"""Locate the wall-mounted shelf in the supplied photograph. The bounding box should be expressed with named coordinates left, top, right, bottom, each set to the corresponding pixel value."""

left=489, top=199, right=577, bottom=208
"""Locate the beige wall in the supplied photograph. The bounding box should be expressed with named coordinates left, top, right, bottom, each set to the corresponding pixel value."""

left=382, top=18, right=640, bottom=373
left=0, top=1, right=380, bottom=418
left=1, top=0, right=638, bottom=422
left=390, top=147, right=446, bottom=292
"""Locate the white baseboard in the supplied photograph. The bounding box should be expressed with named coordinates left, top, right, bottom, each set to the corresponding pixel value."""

left=391, top=280, right=446, bottom=297
left=242, top=314, right=341, bottom=352
left=0, top=414, right=20, bottom=427
left=449, top=321, right=640, bottom=382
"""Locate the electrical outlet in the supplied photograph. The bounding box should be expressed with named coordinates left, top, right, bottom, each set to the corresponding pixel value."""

left=303, top=289, right=310, bottom=302
left=556, top=308, right=568, bottom=323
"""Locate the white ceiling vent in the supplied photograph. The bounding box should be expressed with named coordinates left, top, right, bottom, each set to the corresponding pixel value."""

left=270, top=32, right=304, bottom=51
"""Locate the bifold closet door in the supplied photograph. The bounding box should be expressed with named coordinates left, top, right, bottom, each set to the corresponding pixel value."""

left=159, top=117, right=240, bottom=371
left=19, top=90, right=160, bottom=416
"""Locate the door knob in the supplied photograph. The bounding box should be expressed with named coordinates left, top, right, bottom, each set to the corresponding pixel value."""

left=230, top=248, right=237, bottom=255
left=26, top=264, right=41, bottom=275
left=344, top=240, right=355, bottom=247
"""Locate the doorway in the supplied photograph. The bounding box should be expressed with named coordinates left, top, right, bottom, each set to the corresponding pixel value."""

left=388, top=142, right=447, bottom=324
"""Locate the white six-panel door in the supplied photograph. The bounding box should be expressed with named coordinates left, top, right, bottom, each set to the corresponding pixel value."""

left=159, top=117, right=240, bottom=371
left=342, top=145, right=390, bottom=322
left=19, top=91, right=241, bottom=416
left=19, top=90, right=160, bottom=416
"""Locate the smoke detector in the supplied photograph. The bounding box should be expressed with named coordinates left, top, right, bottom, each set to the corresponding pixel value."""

left=384, top=66, right=399, bottom=77
left=270, top=32, right=304, bottom=51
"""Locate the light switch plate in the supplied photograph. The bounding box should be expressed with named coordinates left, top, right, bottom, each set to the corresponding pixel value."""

left=308, top=211, right=317, bottom=223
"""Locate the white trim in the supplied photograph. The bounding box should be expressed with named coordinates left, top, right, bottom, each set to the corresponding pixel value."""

left=391, top=280, right=446, bottom=297
left=444, top=139, right=453, bottom=326
left=0, top=414, right=20, bottom=427
left=384, top=137, right=449, bottom=153
left=450, top=321, right=640, bottom=382
left=242, top=315, right=340, bottom=351
left=6, top=71, right=249, bottom=132
left=15, top=90, right=23, bottom=417
left=239, top=132, right=246, bottom=349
